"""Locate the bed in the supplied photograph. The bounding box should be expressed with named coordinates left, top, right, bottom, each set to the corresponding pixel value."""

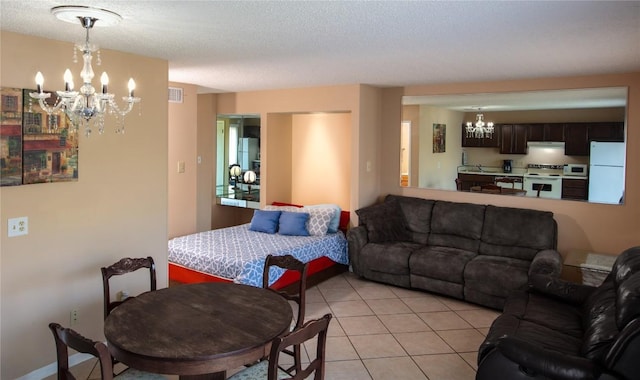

left=168, top=204, right=350, bottom=289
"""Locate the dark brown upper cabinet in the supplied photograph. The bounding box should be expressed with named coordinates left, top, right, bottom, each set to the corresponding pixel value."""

left=500, top=124, right=528, bottom=154
left=527, top=123, right=564, bottom=142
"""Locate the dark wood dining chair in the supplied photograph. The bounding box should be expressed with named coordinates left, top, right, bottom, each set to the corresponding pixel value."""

left=227, top=314, right=332, bottom=380
left=101, top=256, right=157, bottom=320
left=262, top=254, right=309, bottom=374
left=494, top=177, right=517, bottom=188
left=49, top=322, right=166, bottom=380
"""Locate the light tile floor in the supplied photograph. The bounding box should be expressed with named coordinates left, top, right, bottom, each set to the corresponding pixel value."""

left=52, top=272, right=500, bottom=380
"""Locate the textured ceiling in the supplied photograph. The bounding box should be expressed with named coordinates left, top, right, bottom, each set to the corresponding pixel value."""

left=1, top=1, right=639, bottom=94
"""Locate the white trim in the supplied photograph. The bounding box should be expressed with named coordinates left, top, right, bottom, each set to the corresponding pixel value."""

left=16, top=352, right=93, bottom=380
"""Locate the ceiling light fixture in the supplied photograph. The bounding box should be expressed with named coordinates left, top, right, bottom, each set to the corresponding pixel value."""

left=30, top=6, right=140, bottom=137
left=466, top=109, right=494, bottom=139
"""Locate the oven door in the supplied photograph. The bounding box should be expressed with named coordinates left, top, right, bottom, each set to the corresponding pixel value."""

left=523, top=177, right=562, bottom=199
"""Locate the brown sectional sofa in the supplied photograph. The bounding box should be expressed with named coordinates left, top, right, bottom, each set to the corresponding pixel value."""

left=347, top=195, right=563, bottom=310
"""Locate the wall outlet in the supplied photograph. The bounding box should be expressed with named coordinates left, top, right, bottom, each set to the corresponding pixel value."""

left=8, top=217, right=28, bottom=237
left=70, top=309, right=79, bottom=326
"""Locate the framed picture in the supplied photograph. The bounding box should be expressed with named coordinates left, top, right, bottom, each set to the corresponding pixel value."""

left=433, top=123, right=446, bottom=153
left=21, top=89, right=79, bottom=184
left=1, top=87, right=23, bottom=186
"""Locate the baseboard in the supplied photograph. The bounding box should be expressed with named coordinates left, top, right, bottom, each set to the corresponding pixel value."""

left=16, top=352, right=92, bottom=380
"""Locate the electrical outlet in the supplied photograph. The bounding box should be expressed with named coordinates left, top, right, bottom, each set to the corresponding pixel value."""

left=8, top=217, right=28, bottom=237
left=70, top=309, right=79, bottom=326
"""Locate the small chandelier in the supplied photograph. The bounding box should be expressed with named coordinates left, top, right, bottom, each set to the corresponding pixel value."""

left=30, top=6, right=140, bottom=137
left=466, top=110, right=494, bottom=139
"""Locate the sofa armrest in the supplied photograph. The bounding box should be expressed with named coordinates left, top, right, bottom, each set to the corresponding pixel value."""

left=495, top=337, right=601, bottom=380
left=346, top=225, right=368, bottom=275
left=529, top=274, right=595, bottom=306
left=529, top=249, right=563, bottom=278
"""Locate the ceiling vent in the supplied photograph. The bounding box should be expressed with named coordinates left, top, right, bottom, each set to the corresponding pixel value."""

left=168, top=87, right=183, bottom=103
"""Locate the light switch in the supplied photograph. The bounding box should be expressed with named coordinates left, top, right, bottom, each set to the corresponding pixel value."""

left=177, top=161, right=185, bottom=173
left=8, top=217, right=28, bottom=237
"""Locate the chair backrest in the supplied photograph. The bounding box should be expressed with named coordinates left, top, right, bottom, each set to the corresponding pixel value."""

left=49, top=322, right=115, bottom=380
left=495, top=177, right=517, bottom=188
left=101, top=256, right=156, bottom=320
left=266, top=314, right=332, bottom=380
left=262, top=254, right=309, bottom=331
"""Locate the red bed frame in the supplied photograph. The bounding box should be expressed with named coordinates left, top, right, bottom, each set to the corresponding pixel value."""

left=169, top=206, right=351, bottom=290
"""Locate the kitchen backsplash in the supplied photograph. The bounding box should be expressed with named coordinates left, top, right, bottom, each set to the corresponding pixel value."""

left=464, top=146, right=589, bottom=169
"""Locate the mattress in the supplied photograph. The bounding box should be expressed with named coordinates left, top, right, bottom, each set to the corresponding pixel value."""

left=168, top=223, right=348, bottom=287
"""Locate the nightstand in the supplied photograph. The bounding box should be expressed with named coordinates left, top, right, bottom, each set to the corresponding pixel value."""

left=562, top=250, right=617, bottom=286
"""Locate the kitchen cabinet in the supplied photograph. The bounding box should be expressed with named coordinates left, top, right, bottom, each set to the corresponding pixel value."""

left=500, top=124, right=528, bottom=154
left=562, top=178, right=588, bottom=200
left=457, top=173, right=495, bottom=191
left=461, top=124, right=500, bottom=148
left=527, top=123, right=564, bottom=142
left=588, top=122, right=624, bottom=142
left=564, top=123, right=590, bottom=156
left=564, top=122, right=624, bottom=156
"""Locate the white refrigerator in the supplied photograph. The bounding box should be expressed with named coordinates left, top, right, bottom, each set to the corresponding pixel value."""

left=588, top=141, right=625, bottom=204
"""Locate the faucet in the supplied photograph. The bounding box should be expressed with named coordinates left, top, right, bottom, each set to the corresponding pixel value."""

left=476, top=164, right=483, bottom=172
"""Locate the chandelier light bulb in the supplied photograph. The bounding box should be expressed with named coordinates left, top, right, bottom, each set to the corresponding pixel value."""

left=63, top=69, right=73, bottom=91
left=35, top=71, right=44, bottom=93
left=128, top=78, right=136, bottom=97
left=101, top=72, right=109, bottom=94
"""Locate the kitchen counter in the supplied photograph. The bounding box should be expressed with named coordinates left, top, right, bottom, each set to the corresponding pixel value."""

left=457, top=166, right=526, bottom=177
left=457, top=166, right=588, bottom=179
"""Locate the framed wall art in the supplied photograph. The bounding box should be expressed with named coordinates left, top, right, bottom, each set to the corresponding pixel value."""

left=433, top=123, right=446, bottom=153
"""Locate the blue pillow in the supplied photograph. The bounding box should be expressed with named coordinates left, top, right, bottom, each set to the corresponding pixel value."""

left=278, top=211, right=310, bottom=236
left=249, top=210, right=281, bottom=234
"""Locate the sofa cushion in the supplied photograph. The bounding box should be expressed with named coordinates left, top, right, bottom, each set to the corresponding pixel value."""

left=503, top=290, right=584, bottom=338
left=360, top=242, right=421, bottom=275
left=385, top=195, right=434, bottom=244
left=356, top=198, right=409, bottom=243
left=428, top=201, right=485, bottom=252
left=479, top=205, right=556, bottom=260
left=480, top=313, right=583, bottom=359
left=410, top=246, right=476, bottom=284
left=464, top=256, right=530, bottom=298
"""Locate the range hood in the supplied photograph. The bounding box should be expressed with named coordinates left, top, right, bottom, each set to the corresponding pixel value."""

left=527, top=141, right=566, bottom=148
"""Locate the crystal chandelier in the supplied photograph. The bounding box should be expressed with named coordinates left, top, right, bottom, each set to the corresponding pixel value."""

left=29, top=6, right=140, bottom=137
left=466, top=110, right=494, bottom=139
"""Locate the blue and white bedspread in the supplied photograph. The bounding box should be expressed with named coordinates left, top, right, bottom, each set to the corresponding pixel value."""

left=168, top=224, right=348, bottom=287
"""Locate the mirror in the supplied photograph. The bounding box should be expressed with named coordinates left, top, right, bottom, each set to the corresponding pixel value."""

left=216, top=114, right=261, bottom=209
left=401, top=87, right=627, bottom=204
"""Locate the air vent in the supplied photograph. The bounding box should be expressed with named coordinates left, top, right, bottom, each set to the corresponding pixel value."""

left=168, top=87, right=183, bottom=103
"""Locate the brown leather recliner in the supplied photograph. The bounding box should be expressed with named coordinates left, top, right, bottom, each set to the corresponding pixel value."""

left=476, top=246, right=640, bottom=380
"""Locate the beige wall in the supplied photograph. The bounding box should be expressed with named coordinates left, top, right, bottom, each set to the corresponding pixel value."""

left=0, top=32, right=168, bottom=379
left=291, top=113, right=352, bottom=209
left=168, top=82, right=198, bottom=238
left=417, top=106, right=464, bottom=190
left=380, top=72, right=640, bottom=256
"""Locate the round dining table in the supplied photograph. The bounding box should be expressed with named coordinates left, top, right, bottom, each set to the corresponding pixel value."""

left=104, top=282, right=293, bottom=380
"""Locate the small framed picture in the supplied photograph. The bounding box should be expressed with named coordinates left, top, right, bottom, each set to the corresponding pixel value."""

left=433, top=123, right=446, bottom=153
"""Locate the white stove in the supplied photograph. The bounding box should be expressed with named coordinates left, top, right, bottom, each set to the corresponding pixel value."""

left=523, top=164, right=563, bottom=199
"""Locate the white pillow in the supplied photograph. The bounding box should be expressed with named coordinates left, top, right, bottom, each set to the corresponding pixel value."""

left=303, top=204, right=341, bottom=233
left=264, top=205, right=332, bottom=236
